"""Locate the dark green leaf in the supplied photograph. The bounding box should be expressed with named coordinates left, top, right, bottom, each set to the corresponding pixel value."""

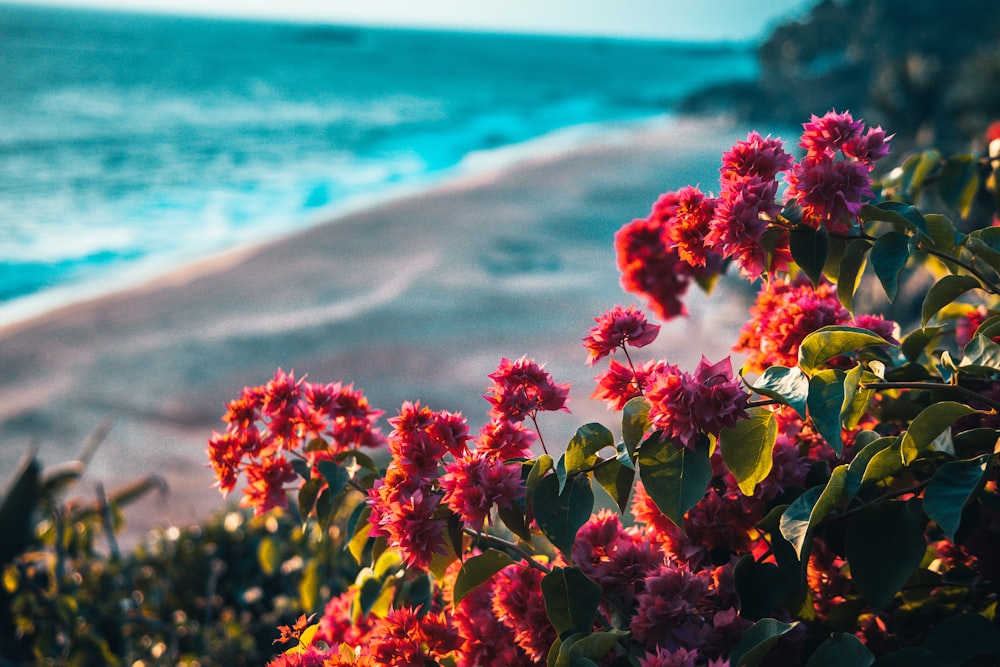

left=937, top=154, right=980, bottom=219
left=562, top=423, right=614, bottom=491
left=845, top=500, right=926, bottom=610
left=318, top=459, right=350, bottom=497
left=541, top=566, right=602, bottom=635
left=922, top=613, right=1000, bottom=667
left=297, top=477, right=323, bottom=518
left=959, top=333, right=1000, bottom=372
left=921, top=275, right=982, bottom=326
left=0, top=451, right=40, bottom=562
left=923, top=455, right=989, bottom=540
left=746, top=366, right=809, bottom=418
left=594, top=457, right=634, bottom=514
left=335, top=449, right=380, bottom=473
left=555, top=631, right=628, bottom=667
left=720, top=407, right=778, bottom=496
left=453, top=549, right=515, bottom=605
left=870, top=231, right=911, bottom=303
left=861, top=202, right=931, bottom=241
left=805, top=633, right=874, bottom=667
left=798, top=326, right=893, bottom=375
left=622, top=396, right=651, bottom=459
left=534, top=474, right=594, bottom=558
left=900, top=327, right=944, bottom=363
left=837, top=239, right=872, bottom=311
left=790, top=223, right=830, bottom=287
left=779, top=465, right=849, bottom=560
left=729, top=618, right=798, bottom=667
left=734, top=555, right=790, bottom=621
left=808, top=369, right=846, bottom=456
left=636, top=435, right=712, bottom=528
left=900, top=401, right=979, bottom=465
left=924, top=214, right=961, bottom=254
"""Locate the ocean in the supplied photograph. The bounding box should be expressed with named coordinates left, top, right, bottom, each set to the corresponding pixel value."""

left=0, top=4, right=757, bottom=325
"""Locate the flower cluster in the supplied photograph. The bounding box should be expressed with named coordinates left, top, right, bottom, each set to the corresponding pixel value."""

left=207, top=369, right=385, bottom=515
left=617, top=110, right=891, bottom=314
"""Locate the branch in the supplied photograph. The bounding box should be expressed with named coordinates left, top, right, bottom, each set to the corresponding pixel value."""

left=860, top=380, right=1000, bottom=413
left=462, top=527, right=551, bottom=574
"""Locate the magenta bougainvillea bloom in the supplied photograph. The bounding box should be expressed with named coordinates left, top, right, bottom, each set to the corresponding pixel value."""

left=645, top=356, right=748, bottom=450
left=799, top=110, right=865, bottom=157
left=367, top=608, right=461, bottom=667
left=238, top=456, right=298, bottom=516
left=490, top=564, right=557, bottom=663
left=629, top=563, right=713, bottom=648
left=583, top=304, right=661, bottom=365
left=367, top=466, right=445, bottom=570
left=484, top=356, right=570, bottom=422
left=386, top=400, right=469, bottom=476
left=707, top=176, right=787, bottom=280
left=720, top=130, right=794, bottom=187
left=786, top=157, right=873, bottom=233
left=655, top=186, right=720, bottom=268
left=735, top=277, right=849, bottom=373
left=449, top=563, right=535, bottom=667
left=591, top=358, right=669, bottom=411
left=616, top=215, right=694, bottom=321
left=475, top=417, right=537, bottom=460
left=439, top=449, right=523, bottom=528
left=573, top=510, right=662, bottom=610
left=637, top=646, right=706, bottom=667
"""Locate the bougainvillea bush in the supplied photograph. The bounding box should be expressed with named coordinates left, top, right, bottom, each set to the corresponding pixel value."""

left=208, top=111, right=1000, bottom=667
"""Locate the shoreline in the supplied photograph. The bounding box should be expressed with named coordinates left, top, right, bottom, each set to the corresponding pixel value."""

left=0, top=114, right=758, bottom=546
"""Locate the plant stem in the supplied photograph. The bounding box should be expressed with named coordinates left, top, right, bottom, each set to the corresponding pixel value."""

left=462, top=527, right=551, bottom=574
left=859, top=380, right=1000, bottom=413
left=530, top=414, right=549, bottom=456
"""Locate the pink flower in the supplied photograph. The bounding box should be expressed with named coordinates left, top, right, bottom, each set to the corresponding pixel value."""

left=851, top=313, right=900, bottom=345
left=450, top=559, right=535, bottom=667
left=655, top=186, right=721, bottom=268
left=572, top=510, right=662, bottom=609
left=592, top=358, right=668, bottom=411
left=735, top=277, right=849, bottom=373
left=616, top=215, right=694, bottom=321
left=239, top=456, right=298, bottom=516
left=720, top=131, right=794, bottom=187
left=583, top=304, right=661, bottom=365
left=367, top=466, right=445, bottom=569
left=645, top=356, right=748, bottom=450
left=440, top=449, right=523, bottom=528
left=491, top=564, right=557, bottom=663
left=787, top=156, right=873, bottom=233
left=475, top=418, right=537, bottom=460
left=707, top=176, right=787, bottom=280
left=629, top=563, right=712, bottom=649
left=484, top=356, right=570, bottom=422
left=799, top=110, right=864, bottom=158
left=843, top=126, right=892, bottom=165
left=638, top=646, right=702, bottom=667
left=387, top=401, right=469, bottom=476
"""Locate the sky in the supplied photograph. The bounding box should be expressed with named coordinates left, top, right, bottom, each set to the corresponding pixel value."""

left=4, top=0, right=819, bottom=41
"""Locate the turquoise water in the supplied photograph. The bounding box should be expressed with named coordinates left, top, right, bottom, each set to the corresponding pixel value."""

left=0, top=4, right=757, bottom=321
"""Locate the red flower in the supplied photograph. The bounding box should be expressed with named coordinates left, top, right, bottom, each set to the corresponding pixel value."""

left=490, top=565, right=557, bottom=663
left=656, top=186, right=721, bottom=268
left=583, top=304, right=661, bottom=365
left=239, top=456, right=298, bottom=516
left=484, top=356, right=570, bottom=422
left=592, top=358, right=668, bottom=411
left=720, top=130, right=794, bottom=187
left=799, top=109, right=864, bottom=158
left=645, top=356, right=748, bottom=450
left=706, top=176, right=786, bottom=280
left=475, top=417, right=537, bottom=460
left=440, top=449, right=523, bottom=528
left=367, top=466, right=444, bottom=569
left=616, top=216, right=694, bottom=321
left=787, top=156, right=873, bottom=233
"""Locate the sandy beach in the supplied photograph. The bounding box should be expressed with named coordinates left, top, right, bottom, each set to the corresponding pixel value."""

left=0, top=116, right=760, bottom=543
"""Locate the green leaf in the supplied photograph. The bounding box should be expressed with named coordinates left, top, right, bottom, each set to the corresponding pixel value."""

left=922, top=613, right=1000, bottom=667
left=805, top=633, right=875, bottom=667
left=0, top=452, right=41, bottom=562
left=779, top=465, right=849, bottom=560
left=562, top=423, right=614, bottom=492
left=555, top=631, right=628, bottom=667
left=636, top=435, right=712, bottom=528
left=347, top=506, right=373, bottom=565
left=734, top=555, right=790, bottom=621
left=923, top=455, right=989, bottom=540
left=720, top=407, right=778, bottom=496
left=541, top=566, right=602, bottom=635
left=729, top=618, right=798, bottom=667
left=790, top=223, right=830, bottom=287
left=921, top=275, right=982, bottom=326
left=318, top=459, right=350, bottom=497
left=845, top=500, right=926, bottom=610
left=906, top=150, right=942, bottom=198
left=924, top=213, right=961, bottom=254
left=937, top=154, right=981, bottom=219
left=837, top=239, right=872, bottom=311
left=746, top=366, right=809, bottom=418
left=528, top=455, right=555, bottom=493
left=533, top=473, right=594, bottom=558
left=622, top=396, right=651, bottom=459
left=299, top=559, right=323, bottom=613
left=900, top=326, right=944, bottom=363
left=846, top=436, right=895, bottom=498
left=594, top=456, right=634, bottom=514
left=297, top=477, right=323, bottom=518
left=870, top=231, right=911, bottom=303
left=840, top=364, right=878, bottom=431
left=900, top=401, right=979, bottom=465
left=798, top=326, right=893, bottom=375
left=959, top=333, right=1000, bottom=372
left=861, top=202, right=931, bottom=241
left=497, top=501, right=532, bottom=542
left=861, top=438, right=905, bottom=486
left=453, top=549, right=515, bottom=605
left=808, top=369, right=846, bottom=456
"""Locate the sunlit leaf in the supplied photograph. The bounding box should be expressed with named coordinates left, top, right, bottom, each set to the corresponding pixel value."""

left=900, top=326, right=944, bottom=363
left=621, top=396, right=651, bottom=459
left=452, top=549, right=515, bottom=605
left=922, top=275, right=982, bottom=326
left=900, top=401, right=980, bottom=465
left=937, top=154, right=980, bottom=219
left=798, top=326, right=893, bottom=375
left=561, top=423, right=614, bottom=492
left=594, top=456, right=634, bottom=514
left=745, top=366, right=809, bottom=418
left=779, top=465, right=849, bottom=560
left=720, top=407, right=778, bottom=496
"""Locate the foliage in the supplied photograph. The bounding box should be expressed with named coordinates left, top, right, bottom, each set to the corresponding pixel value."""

left=199, top=112, right=1000, bottom=667
left=0, top=441, right=358, bottom=666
